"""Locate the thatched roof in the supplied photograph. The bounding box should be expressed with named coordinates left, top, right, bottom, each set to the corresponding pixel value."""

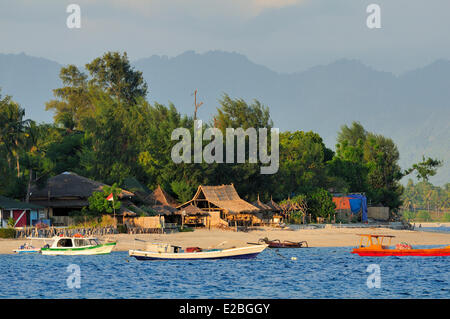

left=145, top=185, right=178, bottom=207
left=151, top=205, right=178, bottom=215
left=266, top=197, right=281, bottom=212
left=252, top=195, right=272, bottom=211
left=178, top=184, right=259, bottom=214
left=29, top=172, right=134, bottom=200
left=177, top=204, right=208, bottom=216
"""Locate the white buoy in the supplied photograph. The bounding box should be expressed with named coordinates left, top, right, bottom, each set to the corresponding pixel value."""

left=291, top=257, right=297, bottom=261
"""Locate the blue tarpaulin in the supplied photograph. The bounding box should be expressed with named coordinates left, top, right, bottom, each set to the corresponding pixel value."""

left=347, top=194, right=368, bottom=221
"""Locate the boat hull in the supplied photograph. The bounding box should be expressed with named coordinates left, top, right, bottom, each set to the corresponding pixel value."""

left=41, top=242, right=116, bottom=255
left=13, top=249, right=40, bottom=254
left=352, top=246, right=450, bottom=257
left=129, top=245, right=268, bottom=260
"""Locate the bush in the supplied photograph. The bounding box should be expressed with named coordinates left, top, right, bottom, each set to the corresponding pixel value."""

left=402, top=211, right=416, bottom=222
left=415, top=210, right=432, bottom=222
left=0, top=228, right=16, bottom=238
left=443, top=212, right=450, bottom=222
left=117, top=224, right=127, bottom=233
left=307, top=188, right=336, bottom=219
left=289, top=212, right=304, bottom=224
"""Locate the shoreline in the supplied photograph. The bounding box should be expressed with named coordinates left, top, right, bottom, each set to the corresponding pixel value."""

left=1, top=227, right=449, bottom=254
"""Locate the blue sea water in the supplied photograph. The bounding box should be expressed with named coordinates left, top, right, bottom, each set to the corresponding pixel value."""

left=0, top=247, right=448, bottom=299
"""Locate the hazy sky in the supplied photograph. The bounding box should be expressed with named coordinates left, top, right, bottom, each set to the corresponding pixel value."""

left=1, top=0, right=450, bottom=73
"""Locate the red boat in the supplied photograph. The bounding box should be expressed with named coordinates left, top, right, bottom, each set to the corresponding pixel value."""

left=351, top=234, right=450, bottom=257
left=258, top=237, right=308, bottom=248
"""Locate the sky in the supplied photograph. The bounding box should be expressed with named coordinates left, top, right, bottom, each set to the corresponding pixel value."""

left=1, top=0, right=450, bottom=74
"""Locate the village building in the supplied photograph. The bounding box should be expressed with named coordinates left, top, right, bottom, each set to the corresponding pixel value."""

left=28, top=172, right=135, bottom=226
left=177, top=184, right=261, bottom=228
left=0, top=196, right=44, bottom=228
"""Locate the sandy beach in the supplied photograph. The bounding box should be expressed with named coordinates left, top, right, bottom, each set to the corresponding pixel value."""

left=1, top=226, right=449, bottom=254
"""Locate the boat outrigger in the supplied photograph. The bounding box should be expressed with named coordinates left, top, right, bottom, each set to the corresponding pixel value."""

left=351, top=234, right=450, bottom=257
left=40, top=234, right=116, bottom=255
left=129, top=242, right=268, bottom=260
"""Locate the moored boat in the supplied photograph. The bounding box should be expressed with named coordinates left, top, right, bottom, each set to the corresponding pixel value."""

left=351, top=234, right=450, bottom=256
left=40, top=234, right=116, bottom=255
left=258, top=237, right=308, bottom=248
left=129, top=242, right=268, bottom=260
left=13, top=243, right=40, bottom=254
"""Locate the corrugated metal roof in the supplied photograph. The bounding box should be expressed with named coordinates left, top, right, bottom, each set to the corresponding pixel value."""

left=0, top=196, right=44, bottom=210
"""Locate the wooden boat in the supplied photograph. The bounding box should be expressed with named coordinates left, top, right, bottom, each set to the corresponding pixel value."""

left=40, top=234, right=116, bottom=255
left=258, top=237, right=308, bottom=248
left=129, top=242, right=268, bottom=260
left=351, top=234, right=450, bottom=256
left=13, top=243, right=40, bottom=254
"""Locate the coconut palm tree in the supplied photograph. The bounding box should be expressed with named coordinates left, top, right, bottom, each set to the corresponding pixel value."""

left=0, top=95, right=31, bottom=177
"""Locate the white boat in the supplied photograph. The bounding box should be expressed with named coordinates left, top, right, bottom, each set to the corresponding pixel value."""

left=129, top=242, right=268, bottom=260
left=40, top=235, right=116, bottom=255
left=13, top=243, right=40, bottom=254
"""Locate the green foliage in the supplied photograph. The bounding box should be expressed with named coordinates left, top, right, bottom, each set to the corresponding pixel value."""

left=88, top=183, right=122, bottom=214
left=215, top=94, right=272, bottom=131
left=307, top=188, right=336, bottom=219
left=7, top=217, right=16, bottom=228
left=333, top=121, right=404, bottom=210
left=443, top=212, right=450, bottom=222
left=289, top=212, right=304, bottom=224
left=401, top=179, right=449, bottom=212
left=401, top=210, right=416, bottom=222
left=415, top=210, right=432, bottom=222
left=171, top=180, right=196, bottom=203
left=404, top=156, right=443, bottom=182
left=117, top=224, right=127, bottom=233
left=0, top=53, right=443, bottom=215
left=0, top=228, right=16, bottom=238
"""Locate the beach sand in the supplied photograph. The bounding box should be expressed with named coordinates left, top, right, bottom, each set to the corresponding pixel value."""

left=1, top=226, right=449, bottom=254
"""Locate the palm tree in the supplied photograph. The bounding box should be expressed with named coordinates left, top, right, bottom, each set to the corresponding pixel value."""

left=0, top=98, right=31, bottom=177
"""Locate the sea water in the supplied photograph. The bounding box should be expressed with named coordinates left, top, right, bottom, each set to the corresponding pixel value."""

left=0, top=246, right=448, bottom=298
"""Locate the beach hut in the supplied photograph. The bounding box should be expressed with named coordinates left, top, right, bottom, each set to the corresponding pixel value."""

left=177, top=184, right=260, bottom=228
left=0, top=196, right=44, bottom=228
left=146, top=185, right=179, bottom=208
left=177, top=204, right=210, bottom=227
left=252, top=195, right=277, bottom=225
left=29, top=172, right=135, bottom=226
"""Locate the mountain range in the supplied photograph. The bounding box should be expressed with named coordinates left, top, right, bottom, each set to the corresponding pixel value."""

left=0, top=51, right=448, bottom=185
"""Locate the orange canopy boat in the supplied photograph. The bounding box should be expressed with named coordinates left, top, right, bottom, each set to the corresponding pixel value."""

left=351, top=234, right=450, bottom=257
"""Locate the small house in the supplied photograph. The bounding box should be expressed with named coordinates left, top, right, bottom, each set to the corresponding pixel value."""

left=29, top=172, right=135, bottom=226
left=177, top=184, right=260, bottom=227
left=0, top=196, right=44, bottom=228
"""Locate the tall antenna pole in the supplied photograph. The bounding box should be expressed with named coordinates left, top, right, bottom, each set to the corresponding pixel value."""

left=193, top=89, right=204, bottom=121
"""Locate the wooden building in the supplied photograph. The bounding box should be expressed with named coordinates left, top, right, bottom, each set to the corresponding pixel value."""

left=0, top=196, right=44, bottom=228
left=29, top=172, right=135, bottom=226
left=177, top=184, right=260, bottom=227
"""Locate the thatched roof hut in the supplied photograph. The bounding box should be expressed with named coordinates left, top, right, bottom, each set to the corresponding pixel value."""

left=29, top=172, right=135, bottom=223
left=265, top=197, right=281, bottom=212
left=145, top=185, right=178, bottom=208
left=177, top=204, right=208, bottom=216
left=30, top=172, right=134, bottom=204
left=252, top=195, right=272, bottom=211
left=177, top=184, right=259, bottom=214
left=151, top=205, right=178, bottom=215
